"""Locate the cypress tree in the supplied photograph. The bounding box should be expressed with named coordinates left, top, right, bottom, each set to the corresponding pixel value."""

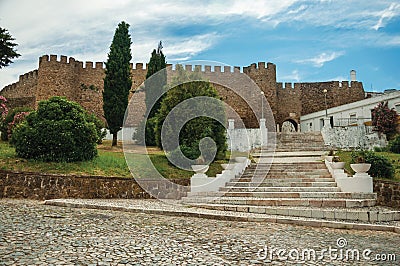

left=143, top=41, right=167, bottom=146
left=0, top=27, right=21, bottom=68
left=103, top=21, right=132, bottom=146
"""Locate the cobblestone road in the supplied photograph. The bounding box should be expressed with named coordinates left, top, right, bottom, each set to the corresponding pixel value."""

left=0, top=199, right=398, bottom=265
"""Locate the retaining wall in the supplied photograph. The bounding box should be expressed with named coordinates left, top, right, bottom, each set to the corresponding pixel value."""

left=374, top=179, right=400, bottom=208
left=0, top=170, right=189, bottom=200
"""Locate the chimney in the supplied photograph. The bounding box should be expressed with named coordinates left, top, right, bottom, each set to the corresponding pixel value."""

left=350, top=70, right=356, bottom=81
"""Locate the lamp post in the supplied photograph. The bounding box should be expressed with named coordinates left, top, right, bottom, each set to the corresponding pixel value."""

left=261, top=91, right=264, bottom=119
left=323, top=89, right=328, bottom=118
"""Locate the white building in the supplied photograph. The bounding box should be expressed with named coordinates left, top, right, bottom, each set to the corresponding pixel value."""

left=301, top=90, right=400, bottom=132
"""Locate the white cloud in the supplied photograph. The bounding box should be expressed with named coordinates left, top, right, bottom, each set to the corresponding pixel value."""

left=0, top=0, right=399, bottom=90
left=296, top=51, right=345, bottom=67
left=280, top=69, right=300, bottom=82
left=164, top=33, right=220, bottom=62
left=372, top=3, right=400, bottom=30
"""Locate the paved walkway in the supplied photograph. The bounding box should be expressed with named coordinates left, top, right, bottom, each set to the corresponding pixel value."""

left=1, top=199, right=399, bottom=265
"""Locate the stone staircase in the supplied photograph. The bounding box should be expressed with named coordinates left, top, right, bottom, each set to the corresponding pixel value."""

left=182, top=132, right=400, bottom=223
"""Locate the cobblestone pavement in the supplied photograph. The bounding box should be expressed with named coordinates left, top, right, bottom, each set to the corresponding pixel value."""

left=0, top=199, right=398, bottom=265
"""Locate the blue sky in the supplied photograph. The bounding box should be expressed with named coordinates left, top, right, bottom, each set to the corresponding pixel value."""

left=0, top=0, right=399, bottom=92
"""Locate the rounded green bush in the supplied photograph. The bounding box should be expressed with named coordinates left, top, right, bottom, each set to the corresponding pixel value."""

left=12, top=97, right=99, bottom=162
left=167, top=145, right=201, bottom=169
left=389, top=135, right=400, bottom=154
left=365, top=151, right=395, bottom=179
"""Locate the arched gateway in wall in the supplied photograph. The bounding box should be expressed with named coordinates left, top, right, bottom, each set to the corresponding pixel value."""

left=281, top=119, right=298, bottom=133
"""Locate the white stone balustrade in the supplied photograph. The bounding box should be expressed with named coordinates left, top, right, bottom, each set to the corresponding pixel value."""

left=190, top=158, right=250, bottom=193
left=325, top=159, right=373, bottom=193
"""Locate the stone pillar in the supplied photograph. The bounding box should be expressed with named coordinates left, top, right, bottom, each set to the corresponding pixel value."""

left=228, top=119, right=235, bottom=130
left=323, top=118, right=331, bottom=129
left=276, top=124, right=280, bottom=133
left=260, top=118, right=268, bottom=146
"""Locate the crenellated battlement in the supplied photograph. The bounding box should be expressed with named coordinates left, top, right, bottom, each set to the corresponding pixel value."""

left=2, top=69, right=39, bottom=94
left=277, top=82, right=300, bottom=90
left=36, top=54, right=276, bottom=75
left=39, top=54, right=105, bottom=70
left=0, top=54, right=365, bottom=129
left=276, top=80, right=363, bottom=92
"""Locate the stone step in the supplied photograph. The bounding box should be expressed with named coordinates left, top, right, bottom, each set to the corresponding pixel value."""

left=226, top=181, right=338, bottom=187
left=220, top=192, right=377, bottom=200
left=186, top=191, right=226, bottom=197
left=276, top=144, right=325, bottom=148
left=240, top=175, right=333, bottom=180
left=266, top=157, right=325, bottom=163
left=243, top=170, right=330, bottom=175
left=249, top=162, right=326, bottom=166
left=184, top=204, right=400, bottom=222
left=182, top=197, right=376, bottom=208
left=254, top=154, right=324, bottom=159
left=219, top=186, right=341, bottom=192
left=278, top=142, right=325, bottom=145
left=246, top=166, right=329, bottom=174
left=240, top=176, right=333, bottom=180
left=231, top=177, right=335, bottom=182
left=273, top=148, right=326, bottom=151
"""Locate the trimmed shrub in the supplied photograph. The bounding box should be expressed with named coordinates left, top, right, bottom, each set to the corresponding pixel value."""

left=388, top=135, right=400, bottom=154
left=373, top=146, right=388, bottom=152
left=351, top=150, right=394, bottom=179
left=167, top=145, right=201, bottom=169
left=12, top=97, right=98, bottom=162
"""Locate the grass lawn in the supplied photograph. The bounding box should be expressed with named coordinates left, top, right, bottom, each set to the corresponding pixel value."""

left=0, top=140, right=228, bottom=179
left=336, top=150, right=400, bottom=182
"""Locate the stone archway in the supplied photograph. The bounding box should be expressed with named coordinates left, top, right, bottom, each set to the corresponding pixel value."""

left=281, top=119, right=298, bottom=133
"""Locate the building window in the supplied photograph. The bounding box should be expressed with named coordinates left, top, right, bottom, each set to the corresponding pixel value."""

left=349, top=113, right=357, bottom=125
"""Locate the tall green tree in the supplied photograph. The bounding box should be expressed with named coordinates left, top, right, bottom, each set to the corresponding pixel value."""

left=0, top=27, right=21, bottom=68
left=155, top=65, right=227, bottom=168
left=145, top=41, right=167, bottom=118
left=372, top=101, right=398, bottom=138
left=103, top=21, right=132, bottom=146
left=142, top=41, right=167, bottom=145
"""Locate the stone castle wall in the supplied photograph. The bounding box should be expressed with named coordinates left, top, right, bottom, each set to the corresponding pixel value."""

left=0, top=54, right=365, bottom=128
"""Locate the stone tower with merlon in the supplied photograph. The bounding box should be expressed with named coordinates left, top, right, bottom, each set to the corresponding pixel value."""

left=0, top=54, right=365, bottom=129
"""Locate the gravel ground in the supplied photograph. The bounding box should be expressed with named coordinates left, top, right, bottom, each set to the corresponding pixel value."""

left=0, top=199, right=398, bottom=265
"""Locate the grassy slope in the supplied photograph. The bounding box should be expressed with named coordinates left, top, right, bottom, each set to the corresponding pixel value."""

left=0, top=140, right=225, bottom=179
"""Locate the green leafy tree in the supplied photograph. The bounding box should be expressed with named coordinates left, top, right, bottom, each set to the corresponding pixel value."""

left=12, top=97, right=98, bottom=162
left=135, top=41, right=167, bottom=146
left=0, top=27, right=21, bottom=68
left=103, top=21, right=132, bottom=146
left=155, top=65, right=227, bottom=168
left=86, top=113, right=107, bottom=144
left=372, top=101, right=398, bottom=138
